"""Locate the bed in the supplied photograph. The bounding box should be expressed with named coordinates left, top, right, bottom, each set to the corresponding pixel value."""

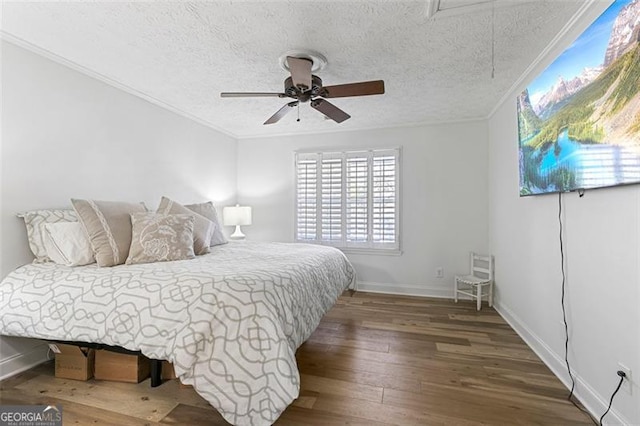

left=0, top=241, right=355, bottom=425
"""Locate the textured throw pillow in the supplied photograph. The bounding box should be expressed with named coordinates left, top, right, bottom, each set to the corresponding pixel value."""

left=43, top=222, right=95, bottom=267
left=17, top=209, right=77, bottom=263
left=126, top=213, right=195, bottom=265
left=185, top=201, right=228, bottom=246
left=156, top=197, right=214, bottom=255
left=71, top=199, right=147, bottom=267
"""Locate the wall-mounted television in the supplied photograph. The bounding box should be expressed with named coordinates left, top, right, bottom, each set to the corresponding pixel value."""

left=517, top=0, right=640, bottom=196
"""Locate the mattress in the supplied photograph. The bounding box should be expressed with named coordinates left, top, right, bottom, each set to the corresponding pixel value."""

left=0, top=241, right=355, bottom=425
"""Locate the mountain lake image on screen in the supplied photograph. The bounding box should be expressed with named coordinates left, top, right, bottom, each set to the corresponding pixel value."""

left=517, top=0, right=640, bottom=196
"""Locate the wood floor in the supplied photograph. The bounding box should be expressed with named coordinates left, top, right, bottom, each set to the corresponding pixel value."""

left=0, top=292, right=593, bottom=425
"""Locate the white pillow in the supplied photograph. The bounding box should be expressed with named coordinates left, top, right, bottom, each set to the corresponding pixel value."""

left=17, top=209, right=77, bottom=263
left=43, top=222, right=95, bottom=266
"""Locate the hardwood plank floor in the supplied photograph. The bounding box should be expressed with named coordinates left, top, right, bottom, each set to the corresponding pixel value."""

left=0, top=292, right=593, bottom=425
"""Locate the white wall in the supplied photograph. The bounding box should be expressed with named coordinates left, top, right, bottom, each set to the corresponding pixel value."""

left=237, top=123, right=489, bottom=297
left=0, top=41, right=237, bottom=379
left=487, top=1, right=639, bottom=423
left=487, top=58, right=640, bottom=426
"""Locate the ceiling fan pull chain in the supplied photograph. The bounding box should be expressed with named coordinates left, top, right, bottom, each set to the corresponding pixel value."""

left=297, top=103, right=301, bottom=122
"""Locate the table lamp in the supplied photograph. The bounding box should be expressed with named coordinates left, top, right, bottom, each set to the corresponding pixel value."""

left=223, top=204, right=252, bottom=240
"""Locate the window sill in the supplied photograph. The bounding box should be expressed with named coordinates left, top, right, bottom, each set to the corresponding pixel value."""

left=338, top=247, right=403, bottom=256
left=295, top=240, right=402, bottom=256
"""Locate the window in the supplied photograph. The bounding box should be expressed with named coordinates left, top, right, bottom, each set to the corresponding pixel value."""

left=295, top=148, right=400, bottom=251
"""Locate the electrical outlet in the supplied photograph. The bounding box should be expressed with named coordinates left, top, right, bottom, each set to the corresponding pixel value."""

left=435, top=267, right=444, bottom=278
left=618, top=363, right=632, bottom=395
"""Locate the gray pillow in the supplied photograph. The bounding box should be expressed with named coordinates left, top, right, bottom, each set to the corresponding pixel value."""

left=185, top=201, right=228, bottom=246
left=156, top=197, right=214, bottom=256
left=126, top=213, right=195, bottom=265
left=71, top=199, right=147, bottom=267
left=17, top=209, right=77, bottom=263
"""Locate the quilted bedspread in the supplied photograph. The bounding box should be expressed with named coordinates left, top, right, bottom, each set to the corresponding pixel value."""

left=0, top=242, right=355, bottom=425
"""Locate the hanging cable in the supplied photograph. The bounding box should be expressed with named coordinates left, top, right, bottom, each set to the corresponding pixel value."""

left=491, top=1, right=495, bottom=79
left=559, top=193, right=575, bottom=398
left=599, top=371, right=626, bottom=425
left=559, top=192, right=597, bottom=424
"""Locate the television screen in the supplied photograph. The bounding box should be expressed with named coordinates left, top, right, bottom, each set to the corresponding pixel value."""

left=517, top=0, right=640, bottom=196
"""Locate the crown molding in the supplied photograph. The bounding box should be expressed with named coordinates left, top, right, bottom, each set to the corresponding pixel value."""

left=487, top=0, right=614, bottom=119
left=236, top=115, right=486, bottom=140
left=0, top=31, right=237, bottom=139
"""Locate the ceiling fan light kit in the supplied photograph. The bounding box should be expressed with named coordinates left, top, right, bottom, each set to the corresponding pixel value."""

left=220, top=50, right=385, bottom=125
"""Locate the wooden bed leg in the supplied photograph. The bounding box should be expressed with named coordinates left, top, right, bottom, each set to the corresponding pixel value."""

left=150, top=359, right=162, bottom=387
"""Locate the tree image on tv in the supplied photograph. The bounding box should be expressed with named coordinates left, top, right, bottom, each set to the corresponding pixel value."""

left=517, top=0, right=640, bottom=196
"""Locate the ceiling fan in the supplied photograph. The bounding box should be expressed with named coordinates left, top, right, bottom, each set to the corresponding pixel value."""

left=220, top=55, right=385, bottom=125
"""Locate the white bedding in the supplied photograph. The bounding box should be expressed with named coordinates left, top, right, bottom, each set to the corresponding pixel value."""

left=0, top=242, right=355, bottom=425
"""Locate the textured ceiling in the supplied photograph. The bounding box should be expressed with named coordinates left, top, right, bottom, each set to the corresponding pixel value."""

left=1, top=1, right=588, bottom=138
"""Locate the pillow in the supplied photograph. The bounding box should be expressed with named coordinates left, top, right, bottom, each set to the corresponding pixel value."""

left=43, top=222, right=95, bottom=266
left=156, top=197, right=214, bottom=255
left=17, top=209, right=77, bottom=263
left=126, top=213, right=195, bottom=265
left=185, top=201, right=228, bottom=246
left=71, top=199, right=147, bottom=267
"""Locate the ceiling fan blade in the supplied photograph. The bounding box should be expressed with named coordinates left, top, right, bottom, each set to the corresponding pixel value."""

left=321, top=80, right=385, bottom=98
left=221, top=92, right=286, bottom=98
left=287, top=56, right=312, bottom=91
left=310, top=98, right=351, bottom=123
left=264, top=101, right=299, bottom=125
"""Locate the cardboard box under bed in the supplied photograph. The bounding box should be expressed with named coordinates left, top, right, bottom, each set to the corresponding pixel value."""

left=94, top=350, right=151, bottom=383
left=53, top=343, right=95, bottom=381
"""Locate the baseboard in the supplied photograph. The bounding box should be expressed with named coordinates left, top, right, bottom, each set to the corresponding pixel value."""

left=355, top=280, right=452, bottom=299
left=0, top=342, right=50, bottom=382
left=493, top=301, right=629, bottom=426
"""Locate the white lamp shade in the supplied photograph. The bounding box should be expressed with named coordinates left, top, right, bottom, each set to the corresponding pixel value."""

left=223, top=205, right=252, bottom=226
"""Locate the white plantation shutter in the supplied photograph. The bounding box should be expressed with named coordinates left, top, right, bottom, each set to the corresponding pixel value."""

left=295, top=149, right=400, bottom=251
left=321, top=155, right=343, bottom=242
left=372, top=154, right=397, bottom=245
left=346, top=154, right=369, bottom=244
left=296, top=155, right=317, bottom=240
